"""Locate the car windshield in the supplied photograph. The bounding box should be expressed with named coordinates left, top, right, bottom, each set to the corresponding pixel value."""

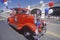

left=18, top=10, right=27, bottom=14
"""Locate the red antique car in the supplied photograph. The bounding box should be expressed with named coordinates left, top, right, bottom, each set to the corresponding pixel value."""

left=7, top=8, right=46, bottom=40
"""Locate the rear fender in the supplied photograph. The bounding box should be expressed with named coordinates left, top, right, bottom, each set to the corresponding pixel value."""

left=8, top=17, right=14, bottom=24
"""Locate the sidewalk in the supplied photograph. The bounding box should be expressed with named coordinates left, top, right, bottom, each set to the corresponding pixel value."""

left=46, top=18, right=60, bottom=24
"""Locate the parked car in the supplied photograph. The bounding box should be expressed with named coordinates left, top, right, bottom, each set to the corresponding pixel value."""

left=7, top=8, right=47, bottom=40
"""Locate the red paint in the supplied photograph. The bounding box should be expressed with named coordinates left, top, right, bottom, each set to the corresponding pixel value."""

left=48, top=1, right=54, bottom=7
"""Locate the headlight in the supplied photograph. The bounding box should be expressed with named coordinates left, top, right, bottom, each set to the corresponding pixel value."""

left=44, top=21, right=47, bottom=26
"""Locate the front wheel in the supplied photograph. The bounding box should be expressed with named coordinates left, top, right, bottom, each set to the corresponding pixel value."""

left=39, top=26, right=47, bottom=36
left=21, top=26, right=35, bottom=40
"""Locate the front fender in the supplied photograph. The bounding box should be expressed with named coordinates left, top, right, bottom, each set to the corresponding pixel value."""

left=23, top=23, right=36, bottom=32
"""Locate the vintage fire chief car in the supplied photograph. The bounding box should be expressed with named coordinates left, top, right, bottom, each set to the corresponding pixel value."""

left=7, top=8, right=46, bottom=40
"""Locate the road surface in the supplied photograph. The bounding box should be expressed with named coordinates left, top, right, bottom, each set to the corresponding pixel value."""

left=0, top=19, right=60, bottom=40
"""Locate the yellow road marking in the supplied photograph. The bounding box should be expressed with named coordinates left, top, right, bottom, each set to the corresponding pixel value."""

left=0, top=18, right=3, bottom=20
left=46, top=31, right=60, bottom=38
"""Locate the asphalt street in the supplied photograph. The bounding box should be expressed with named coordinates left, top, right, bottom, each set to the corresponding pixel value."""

left=0, top=20, right=60, bottom=40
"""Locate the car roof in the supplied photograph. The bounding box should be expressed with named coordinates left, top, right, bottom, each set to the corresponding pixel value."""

left=13, top=8, right=28, bottom=11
